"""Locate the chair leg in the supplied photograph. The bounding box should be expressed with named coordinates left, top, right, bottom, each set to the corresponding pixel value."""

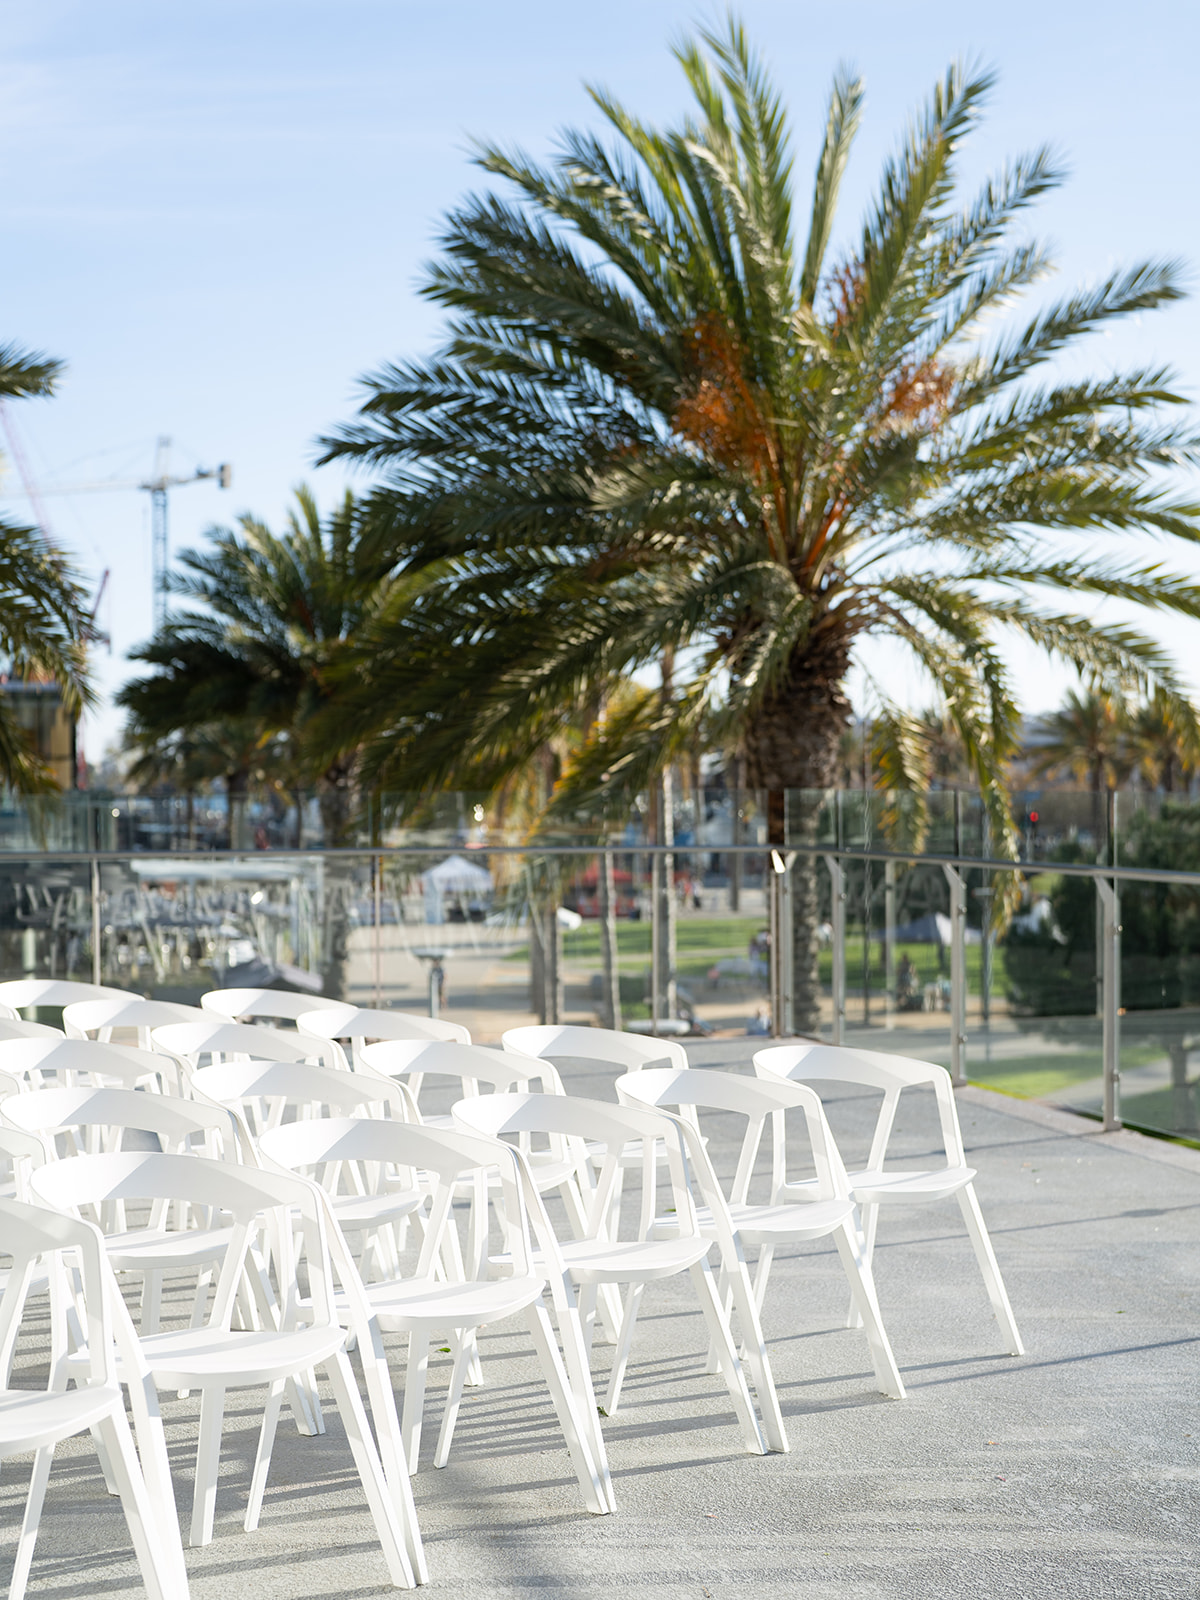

left=552, top=1284, right=614, bottom=1512
left=752, top=1245, right=775, bottom=1311
left=125, top=1370, right=180, bottom=1542
left=244, top=1377, right=286, bottom=1531
left=354, top=1319, right=429, bottom=1584
left=141, top=1269, right=163, bottom=1334
left=433, top=1333, right=472, bottom=1468
left=98, top=1408, right=191, bottom=1600
left=189, top=1384, right=226, bottom=1546
left=89, top=1420, right=120, bottom=1494
left=325, top=1350, right=419, bottom=1589
left=846, top=1203, right=879, bottom=1330
left=8, top=1445, right=54, bottom=1600
left=833, top=1220, right=906, bottom=1399
left=957, top=1183, right=1025, bottom=1355
left=721, top=1256, right=789, bottom=1453
left=688, top=1259, right=767, bottom=1455
left=523, top=1302, right=611, bottom=1516
left=402, top=1331, right=430, bottom=1474
left=602, top=1281, right=644, bottom=1416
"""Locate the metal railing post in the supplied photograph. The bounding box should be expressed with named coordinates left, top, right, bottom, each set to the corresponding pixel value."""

left=884, top=856, right=896, bottom=1028
left=90, top=856, right=101, bottom=986
left=769, top=850, right=794, bottom=1037
left=824, top=854, right=845, bottom=1045
left=1097, top=878, right=1122, bottom=1130
left=649, top=852, right=661, bottom=1036
left=373, top=853, right=382, bottom=1007
left=943, top=864, right=967, bottom=1087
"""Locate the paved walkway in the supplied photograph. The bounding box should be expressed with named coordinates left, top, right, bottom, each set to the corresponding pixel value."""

left=4, top=1046, right=1198, bottom=1599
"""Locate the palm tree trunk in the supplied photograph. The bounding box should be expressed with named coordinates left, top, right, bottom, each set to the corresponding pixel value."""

left=744, top=633, right=851, bottom=1035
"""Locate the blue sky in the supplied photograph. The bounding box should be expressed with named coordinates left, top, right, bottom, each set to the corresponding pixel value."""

left=3, top=0, right=1199, bottom=759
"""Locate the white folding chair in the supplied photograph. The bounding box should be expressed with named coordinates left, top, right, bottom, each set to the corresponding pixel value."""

left=199, top=987, right=340, bottom=1027
left=0, top=1035, right=182, bottom=1094
left=152, top=1018, right=349, bottom=1076
left=615, top=1067, right=905, bottom=1399
left=502, top=1023, right=689, bottom=1073
left=63, top=997, right=208, bottom=1049
left=257, top=1115, right=613, bottom=1514
left=0, top=1017, right=64, bottom=1044
left=30, top=1151, right=423, bottom=1585
left=0, top=1197, right=189, bottom=1600
left=755, top=1043, right=1024, bottom=1356
left=300, top=1005, right=469, bottom=1068
left=452, top=1091, right=786, bottom=1453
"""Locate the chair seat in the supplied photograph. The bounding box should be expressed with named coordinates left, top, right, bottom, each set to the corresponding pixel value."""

left=650, top=1197, right=854, bottom=1245
left=363, top=1273, right=547, bottom=1332
left=780, top=1166, right=976, bottom=1207
left=329, top=1189, right=423, bottom=1230
left=0, top=1384, right=121, bottom=1455
left=103, top=1224, right=235, bottom=1271
left=133, top=1323, right=348, bottom=1388
left=559, top=1235, right=711, bottom=1284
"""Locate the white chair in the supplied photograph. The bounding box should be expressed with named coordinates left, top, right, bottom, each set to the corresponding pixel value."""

left=151, top=1018, right=348, bottom=1075
left=300, top=1005, right=469, bottom=1067
left=502, top=1023, right=689, bottom=1074
left=754, top=1043, right=1024, bottom=1356
left=188, top=1058, right=423, bottom=1280
left=0, top=1197, right=189, bottom=1600
left=452, top=1091, right=786, bottom=1453
left=3, top=1084, right=243, bottom=1333
left=0, top=1036, right=182, bottom=1093
left=30, top=1151, right=423, bottom=1584
left=0, top=1001, right=16, bottom=1020
left=0, top=979, right=129, bottom=1012
left=257, top=1115, right=613, bottom=1514
left=0, top=1017, right=64, bottom=1044
left=615, top=1067, right=906, bottom=1400
left=200, top=987, right=340, bottom=1026
left=63, top=997, right=207, bottom=1049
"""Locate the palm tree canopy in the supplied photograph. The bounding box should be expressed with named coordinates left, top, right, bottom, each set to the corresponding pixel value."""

left=0, top=341, right=90, bottom=792
left=119, top=488, right=408, bottom=810
left=317, top=21, right=1200, bottom=848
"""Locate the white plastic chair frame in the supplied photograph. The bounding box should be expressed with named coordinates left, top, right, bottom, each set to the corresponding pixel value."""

left=614, top=1067, right=906, bottom=1400
left=0, top=1035, right=182, bottom=1094
left=754, top=1043, right=1024, bottom=1356
left=2, top=1084, right=243, bottom=1333
left=189, top=1058, right=424, bottom=1282
left=199, top=987, right=340, bottom=1025
left=0, top=1018, right=64, bottom=1045
left=151, top=1018, right=349, bottom=1076
left=501, top=1024, right=689, bottom=1073
left=30, top=1150, right=423, bottom=1586
left=452, top=1091, right=785, bottom=1454
left=257, top=1114, right=614, bottom=1515
left=0, top=1197, right=189, bottom=1600
left=299, top=1005, right=469, bottom=1068
left=0, top=979, right=129, bottom=1014
left=63, top=997, right=208, bottom=1051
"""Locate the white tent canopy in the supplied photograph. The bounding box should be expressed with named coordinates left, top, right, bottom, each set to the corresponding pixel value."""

left=420, top=854, right=493, bottom=894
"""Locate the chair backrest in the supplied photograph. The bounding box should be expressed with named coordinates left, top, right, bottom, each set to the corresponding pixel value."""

left=753, top=1042, right=964, bottom=1170
left=616, top=1066, right=850, bottom=1206
left=299, top=1007, right=471, bottom=1065
left=190, top=1057, right=415, bottom=1136
left=361, top=1039, right=566, bottom=1101
left=0, top=979, right=129, bottom=1012
left=4, top=1083, right=237, bottom=1158
left=501, top=1023, right=689, bottom=1073
left=453, top=1090, right=711, bottom=1248
left=0, top=1197, right=115, bottom=1389
left=200, top=987, right=340, bottom=1024
left=0, top=1017, right=62, bottom=1043
left=63, top=997, right=208, bottom=1045
left=152, top=1018, right=347, bottom=1073
left=0, top=1036, right=181, bottom=1094
left=259, top=1115, right=538, bottom=1284
left=31, top=1150, right=335, bottom=1331
left=0, top=1001, right=16, bottom=1020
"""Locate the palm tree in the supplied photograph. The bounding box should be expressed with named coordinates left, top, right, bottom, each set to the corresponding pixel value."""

left=1028, top=687, right=1132, bottom=851
left=1124, top=688, right=1198, bottom=794
left=119, top=486, right=401, bottom=845
left=318, top=22, right=1200, bottom=1030
left=0, top=342, right=91, bottom=790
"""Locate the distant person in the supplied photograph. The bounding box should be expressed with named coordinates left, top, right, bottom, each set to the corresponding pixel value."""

left=896, top=953, right=918, bottom=1010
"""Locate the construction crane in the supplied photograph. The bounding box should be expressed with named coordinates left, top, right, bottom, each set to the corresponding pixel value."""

left=0, top=431, right=232, bottom=630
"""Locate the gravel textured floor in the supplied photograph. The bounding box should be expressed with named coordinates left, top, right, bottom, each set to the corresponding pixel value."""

left=3, top=1043, right=1198, bottom=1599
